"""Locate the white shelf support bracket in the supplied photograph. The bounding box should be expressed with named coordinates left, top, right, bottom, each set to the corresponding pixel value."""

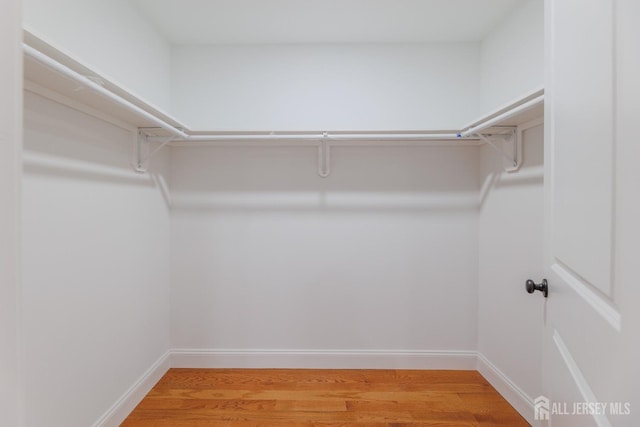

left=134, top=130, right=148, bottom=173
left=318, top=132, right=331, bottom=178
left=474, top=127, right=521, bottom=172
left=135, top=128, right=176, bottom=173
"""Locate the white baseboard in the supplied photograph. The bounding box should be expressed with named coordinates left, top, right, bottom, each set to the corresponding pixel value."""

left=170, top=348, right=477, bottom=370
left=93, top=350, right=537, bottom=427
left=92, top=350, right=171, bottom=427
left=477, top=352, right=539, bottom=426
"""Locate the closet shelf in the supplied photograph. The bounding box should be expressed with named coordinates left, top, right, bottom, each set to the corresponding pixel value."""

left=461, top=87, right=544, bottom=134
left=23, top=31, right=544, bottom=175
left=23, top=31, right=187, bottom=136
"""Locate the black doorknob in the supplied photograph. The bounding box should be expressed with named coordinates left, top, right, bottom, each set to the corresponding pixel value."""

left=526, top=279, right=548, bottom=298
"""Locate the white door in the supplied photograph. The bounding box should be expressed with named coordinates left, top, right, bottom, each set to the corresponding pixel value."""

left=541, top=0, right=640, bottom=426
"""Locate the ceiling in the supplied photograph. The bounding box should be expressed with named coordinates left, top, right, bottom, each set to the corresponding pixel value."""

left=131, top=0, right=527, bottom=45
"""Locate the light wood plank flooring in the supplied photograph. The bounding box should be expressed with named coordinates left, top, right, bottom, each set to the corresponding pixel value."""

left=122, top=369, right=530, bottom=426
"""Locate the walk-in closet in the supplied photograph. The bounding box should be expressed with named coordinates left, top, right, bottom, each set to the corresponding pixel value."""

left=1, top=0, right=638, bottom=426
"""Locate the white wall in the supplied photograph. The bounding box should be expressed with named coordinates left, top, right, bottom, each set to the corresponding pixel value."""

left=21, top=92, right=171, bottom=427
left=170, top=145, right=479, bottom=357
left=171, top=44, right=480, bottom=131
left=0, top=0, right=23, bottom=425
left=480, top=0, right=544, bottom=113
left=21, top=0, right=544, bottom=127
left=23, top=0, right=172, bottom=112
left=477, top=124, right=544, bottom=411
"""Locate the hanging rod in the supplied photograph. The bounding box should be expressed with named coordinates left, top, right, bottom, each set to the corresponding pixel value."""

left=459, top=94, right=544, bottom=137
left=23, top=44, right=189, bottom=140
left=23, top=44, right=466, bottom=145
left=176, top=133, right=464, bottom=142
left=456, top=94, right=543, bottom=173
left=24, top=42, right=543, bottom=176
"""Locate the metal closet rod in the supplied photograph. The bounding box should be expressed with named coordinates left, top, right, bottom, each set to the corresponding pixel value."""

left=23, top=44, right=190, bottom=140
left=23, top=43, right=540, bottom=144
left=182, top=133, right=464, bottom=142
left=23, top=44, right=477, bottom=143
left=459, top=94, right=545, bottom=137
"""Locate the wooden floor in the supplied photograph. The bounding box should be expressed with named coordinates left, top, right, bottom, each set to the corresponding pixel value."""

left=122, top=369, right=529, bottom=427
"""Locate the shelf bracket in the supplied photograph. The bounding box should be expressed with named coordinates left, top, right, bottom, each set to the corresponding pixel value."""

left=474, top=127, right=521, bottom=172
left=135, top=128, right=176, bottom=173
left=317, top=132, right=331, bottom=178
left=134, top=131, right=148, bottom=173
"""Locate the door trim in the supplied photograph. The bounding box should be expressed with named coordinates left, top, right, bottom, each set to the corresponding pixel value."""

left=551, top=263, right=621, bottom=331
left=553, top=330, right=612, bottom=427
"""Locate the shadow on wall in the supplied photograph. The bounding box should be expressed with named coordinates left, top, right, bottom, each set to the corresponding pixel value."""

left=169, top=143, right=483, bottom=350
left=170, top=145, right=482, bottom=213
left=22, top=92, right=172, bottom=201
left=478, top=125, right=544, bottom=209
